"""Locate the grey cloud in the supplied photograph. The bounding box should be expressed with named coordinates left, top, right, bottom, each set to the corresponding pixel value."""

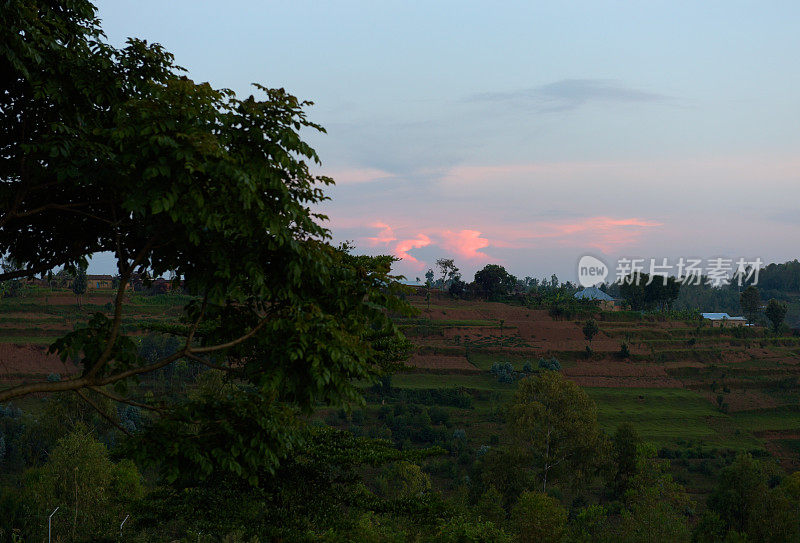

left=469, top=79, right=667, bottom=112
left=319, top=118, right=474, bottom=178
left=769, top=209, right=800, bottom=225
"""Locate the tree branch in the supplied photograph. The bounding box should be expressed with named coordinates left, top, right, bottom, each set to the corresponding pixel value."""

left=75, top=389, right=133, bottom=437
left=86, top=237, right=157, bottom=380
left=190, top=316, right=269, bottom=354
left=0, top=350, right=186, bottom=402
left=88, top=386, right=165, bottom=413
left=185, top=352, right=235, bottom=372
left=185, top=293, right=208, bottom=348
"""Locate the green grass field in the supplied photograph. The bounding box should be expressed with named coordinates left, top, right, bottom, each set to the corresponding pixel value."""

left=392, top=372, right=515, bottom=392
left=732, top=406, right=800, bottom=432
left=585, top=387, right=761, bottom=449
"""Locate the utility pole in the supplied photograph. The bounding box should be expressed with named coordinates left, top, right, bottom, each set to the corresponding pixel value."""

left=120, top=514, right=129, bottom=539
left=48, top=506, right=59, bottom=543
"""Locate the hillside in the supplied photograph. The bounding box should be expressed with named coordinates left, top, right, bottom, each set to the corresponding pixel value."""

left=392, top=291, right=800, bottom=482
left=2, top=286, right=799, bottom=499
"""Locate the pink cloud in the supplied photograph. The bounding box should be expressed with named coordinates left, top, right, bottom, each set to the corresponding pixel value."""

left=518, top=216, right=662, bottom=252
left=441, top=229, right=490, bottom=260
left=393, top=234, right=431, bottom=268
left=366, top=222, right=396, bottom=246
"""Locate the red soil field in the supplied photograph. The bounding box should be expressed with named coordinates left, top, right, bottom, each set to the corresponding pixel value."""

left=0, top=343, right=78, bottom=379
left=563, top=359, right=683, bottom=388
left=406, top=354, right=480, bottom=373
left=757, top=430, right=800, bottom=471
left=37, top=294, right=114, bottom=305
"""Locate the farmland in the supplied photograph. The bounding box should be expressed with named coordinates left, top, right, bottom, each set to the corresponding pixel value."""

left=389, top=290, right=800, bottom=482
left=2, top=285, right=800, bottom=499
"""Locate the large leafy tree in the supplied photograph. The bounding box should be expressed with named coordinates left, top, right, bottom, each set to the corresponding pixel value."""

left=764, top=298, right=788, bottom=333
left=739, top=286, right=761, bottom=324
left=474, top=264, right=516, bottom=300
left=1, top=0, right=411, bottom=482
left=618, top=273, right=681, bottom=311
left=506, top=371, right=606, bottom=492
left=18, top=426, right=143, bottom=540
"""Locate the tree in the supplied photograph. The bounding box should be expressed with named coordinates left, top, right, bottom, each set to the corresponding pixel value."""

left=703, top=453, right=799, bottom=542
left=739, top=286, right=760, bottom=324
left=474, top=264, right=516, bottom=300
left=610, top=422, right=640, bottom=497
left=133, top=425, right=443, bottom=540
left=0, top=0, right=412, bottom=486
left=71, top=265, right=87, bottom=308
left=615, top=452, right=692, bottom=543
left=582, top=319, right=599, bottom=346
left=19, top=425, right=143, bottom=540
left=0, top=259, right=27, bottom=299
left=506, top=371, right=605, bottom=492
left=619, top=273, right=681, bottom=311
left=764, top=299, right=788, bottom=333
left=425, top=268, right=435, bottom=286
left=474, top=485, right=506, bottom=525
left=448, top=275, right=466, bottom=298
left=510, top=491, right=567, bottom=543
left=433, top=517, right=511, bottom=543
left=436, top=258, right=459, bottom=287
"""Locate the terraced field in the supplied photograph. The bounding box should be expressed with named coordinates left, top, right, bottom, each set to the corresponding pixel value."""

left=397, top=291, right=800, bottom=473
left=0, top=287, right=190, bottom=382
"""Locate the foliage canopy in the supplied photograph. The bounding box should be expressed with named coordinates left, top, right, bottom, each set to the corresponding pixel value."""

left=1, top=0, right=412, bottom=484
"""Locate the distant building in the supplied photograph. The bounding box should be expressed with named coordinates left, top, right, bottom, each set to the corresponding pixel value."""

left=574, top=286, right=618, bottom=311
left=87, top=274, right=114, bottom=289
left=701, top=312, right=747, bottom=327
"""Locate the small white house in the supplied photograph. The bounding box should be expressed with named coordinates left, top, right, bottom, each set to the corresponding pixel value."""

left=701, top=312, right=747, bottom=327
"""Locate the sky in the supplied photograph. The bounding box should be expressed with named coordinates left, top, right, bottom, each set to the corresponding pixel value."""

left=92, top=1, right=800, bottom=283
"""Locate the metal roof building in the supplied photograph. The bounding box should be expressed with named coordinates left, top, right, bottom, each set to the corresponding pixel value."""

left=701, top=312, right=746, bottom=321
left=573, top=286, right=615, bottom=301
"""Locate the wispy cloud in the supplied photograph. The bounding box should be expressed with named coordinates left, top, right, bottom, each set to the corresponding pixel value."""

left=441, top=230, right=490, bottom=260
left=359, top=217, right=658, bottom=273
left=366, top=222, right=396, bottom=245
left=469, top=78, right=666, bottom=112
left=363, top=224, right=492, bottom=269
left=393, top=234, right=432, bottom=268
left=506, top=216, right=663, bottom=253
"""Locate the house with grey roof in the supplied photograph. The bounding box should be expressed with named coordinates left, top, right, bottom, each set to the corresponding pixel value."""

left=574, top=286, right=618, bottom=310
left=701, top=312, right=747, bottom=327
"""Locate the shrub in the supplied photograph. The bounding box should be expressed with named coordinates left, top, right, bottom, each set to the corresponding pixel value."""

left=537, top=357, right=561, bottom=371
left=490, top=362, right=518, bottom=383
left=510, top=491, right=567, bottom=543
left=429, top=406, right=450, bottom=426
left=433, top=516, right=511, bottom=543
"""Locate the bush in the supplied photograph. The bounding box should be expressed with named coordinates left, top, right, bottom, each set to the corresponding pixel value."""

left=490, top=362, right=519, bottom=383
left=537, top=357, right=561, bottom=371
left=429, top=406, right=450, bottom=426
left=510, top=491, right=567, bottom=543
left=433, top=516, right=511, bottom=543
